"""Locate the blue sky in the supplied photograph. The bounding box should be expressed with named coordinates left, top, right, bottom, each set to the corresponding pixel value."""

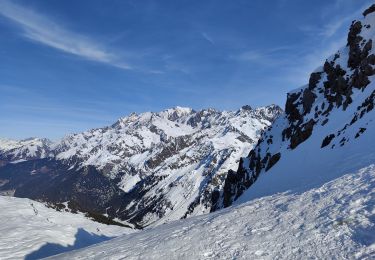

left=0, top=0, right=373, bottom=139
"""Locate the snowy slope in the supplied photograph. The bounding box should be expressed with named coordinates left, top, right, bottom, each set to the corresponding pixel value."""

left=0, top=105, right=282, bottom=227
left=0, top=196, right=132, bottom=260
left=49, top=165, right=375, bottom=260
left=219, top=5, right=375, bottom=209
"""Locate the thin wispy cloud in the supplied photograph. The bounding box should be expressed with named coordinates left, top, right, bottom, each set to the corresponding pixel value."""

left=291, top=2, right=373, bottom=86
left=231, top=46, right=294, bottom=65
left=320, top=18, right=348, bottom=38
left=299, top=15, right=352, bottom=39
left=300, top=1, right=372, bottom=39
left=268, top=2, right=373, bottom=88
left=282, top=39, right=347, bottom=87
left=234, top=50, right=264, bottom=62
left=201, top=32, right=215, bottom=45
left=0, top=0, right=131, bottom=70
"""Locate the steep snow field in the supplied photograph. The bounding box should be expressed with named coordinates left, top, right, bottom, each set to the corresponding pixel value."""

left=0, top=197, right=132, bottom=260
left=51, top=165, right=375, bottom=260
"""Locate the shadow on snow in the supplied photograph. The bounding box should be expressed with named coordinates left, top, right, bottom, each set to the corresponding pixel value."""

left=25, top=228, right=114, bottom=260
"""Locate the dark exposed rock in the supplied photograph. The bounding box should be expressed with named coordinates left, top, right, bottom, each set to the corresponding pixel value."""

left=265, top=153, right=281, bottom=172
left=355, top=128, right=367, bottom=138
left=321, top=134, right=335, bottom=148
left=347, top=21, right=363, bottom=69
left=302, top=88, right=317, bottom=115
left=339, top=137, right=347, bottom=146
left=222, top=155, right=259, bottom=208
left=363, top=4, right=375, bottom=17
left=182, top=197, right=201, bottom=218
left=351, top=90, right=375, bottom=124
left=210, top=190, right=220, bottom=211
left=346, top=21, right=375, bottom=92
left=309, top=72, right=322, bottom=90
left=285, top=91, right=302, bottom=121
left=290, top=119, right=315, bottom=150
left=241, top=105, right=252, bottom=111
left=323, top=61, right=350, bottom=109
left=223, top=169, right=243, bottom=208
left=351, top=41, right=374, bottom=90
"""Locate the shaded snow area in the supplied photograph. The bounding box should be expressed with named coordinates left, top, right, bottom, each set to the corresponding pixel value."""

left=0, top=196, right=132, bottom=260
left=51, top=165, right=375, bottom=260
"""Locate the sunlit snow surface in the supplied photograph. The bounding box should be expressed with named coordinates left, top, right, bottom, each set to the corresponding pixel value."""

left=50, top=165, right=375, bottom=260
left=0, top=197, right=132, bottom=260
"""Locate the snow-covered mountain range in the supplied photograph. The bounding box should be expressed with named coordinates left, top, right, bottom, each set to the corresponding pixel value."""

left=0, top=105, right=282, bottom=227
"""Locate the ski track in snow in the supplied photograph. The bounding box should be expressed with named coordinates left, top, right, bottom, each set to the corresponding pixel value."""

left=50, top=165, right=375, bottom=260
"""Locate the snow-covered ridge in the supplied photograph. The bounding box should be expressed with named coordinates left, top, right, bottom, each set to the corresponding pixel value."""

left=50, top=165, right=375, bottom=260
left=0, top=196, right=132, bottom=260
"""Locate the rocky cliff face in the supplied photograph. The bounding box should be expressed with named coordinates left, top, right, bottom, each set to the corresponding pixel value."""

left=217, top=5, right=375, bottom=209
left=0, top=105, right=281, bottom=227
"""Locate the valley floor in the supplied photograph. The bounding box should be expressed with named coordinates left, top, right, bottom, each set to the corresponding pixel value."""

left=50, top=165, right=375, bottom=259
